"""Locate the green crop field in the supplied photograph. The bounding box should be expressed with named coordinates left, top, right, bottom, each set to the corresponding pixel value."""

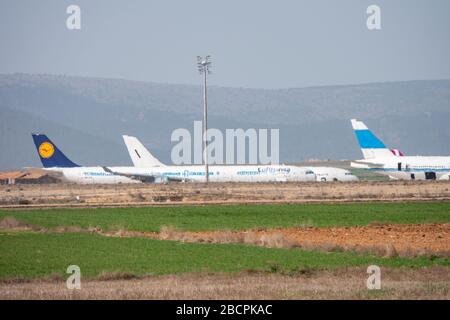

left=0, top=232, right=448, bottom=279
left=1, top=201, right=449, bottom=232
left=1, top=201, right=449, bottom=280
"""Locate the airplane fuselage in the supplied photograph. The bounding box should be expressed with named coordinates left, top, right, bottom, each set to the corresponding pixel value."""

left=46, top=165, right=319, bottom=184
left=352, top=156, right=450, bottom=180
left=32, top=133, right=359, bottom=184
left=305, top=167, right=358, bottom=182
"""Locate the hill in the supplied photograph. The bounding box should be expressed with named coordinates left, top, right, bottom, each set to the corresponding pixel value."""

left=0, top=74, right=449, bottom=170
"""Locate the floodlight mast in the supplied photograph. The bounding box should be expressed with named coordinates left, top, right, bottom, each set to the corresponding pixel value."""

left=197, top=56, right=212, bottom=183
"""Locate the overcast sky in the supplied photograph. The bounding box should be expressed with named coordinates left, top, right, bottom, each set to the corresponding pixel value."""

left=1, top=0, right=449, bottom=88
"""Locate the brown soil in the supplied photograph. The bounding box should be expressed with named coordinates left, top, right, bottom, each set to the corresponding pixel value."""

left=1, top=267, right=448, bottom=299
left=1, top=180, right=450, bottom=208
left=106, top=223, right=450, bottom=257
left=2, top=214, right=448, bottom=257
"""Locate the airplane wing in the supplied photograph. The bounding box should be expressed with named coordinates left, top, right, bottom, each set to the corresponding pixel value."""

left=102, top=166, right=156, bottom=183
left=102, top=167, right=184, bottom=183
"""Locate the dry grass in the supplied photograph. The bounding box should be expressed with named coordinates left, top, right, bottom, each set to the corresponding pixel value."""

left=2, top=180, right=450, bottom=208
left=159, top=225, right=183, bottom=241
left=54, top=225, right=84, bottom=233
left=145, top=224, right=450, bottom=258
left=0, top=266, right=448, bottom=300
left=97, top=271, right=139, bottom=281
left=3, top=219, right=448, bottom=259
left=97, top=223, right=450, bottom=259
left=0, top=216, right=40, bottom=231
left=243, top=232, right=295, bottom=248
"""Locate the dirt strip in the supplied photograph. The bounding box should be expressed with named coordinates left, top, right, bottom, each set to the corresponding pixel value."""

left=103, top=223, right=450, bottom=258
left=1, top=267, right=449, bottom=299
left=1, top=180, right=450, bottom=209
left=2, top=216, right=449, bottom=257
left=3, top=197, right=450, bottom=210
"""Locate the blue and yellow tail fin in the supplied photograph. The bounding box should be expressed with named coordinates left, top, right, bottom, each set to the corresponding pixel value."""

left=31, top=134, right=80, bottom=168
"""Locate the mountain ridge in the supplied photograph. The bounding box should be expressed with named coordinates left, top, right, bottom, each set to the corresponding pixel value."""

left=0, top=74, right=449, bottom=170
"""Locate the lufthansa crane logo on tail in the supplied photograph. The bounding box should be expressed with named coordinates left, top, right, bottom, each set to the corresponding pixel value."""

left=39, top=142, right=55, bottom=158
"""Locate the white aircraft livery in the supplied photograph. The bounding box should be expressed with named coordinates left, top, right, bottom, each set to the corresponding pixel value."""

left=32, top=134, right=319, bottom=184
left=122, top=135, right=358, bottom=182
left=350, top=119, right=450, bottom=180
left=32, top=134, right=146, bottom=184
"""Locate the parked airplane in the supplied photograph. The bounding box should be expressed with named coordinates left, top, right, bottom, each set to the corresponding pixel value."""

left=32, top=134, right=154, bottom=184
left=350, top=119, right=450, bottom=180
left=122, top=135, right=358, bottom=182
left=304, top=166, right=358, bottom=182
left=31, top=134, right=317, bottom=184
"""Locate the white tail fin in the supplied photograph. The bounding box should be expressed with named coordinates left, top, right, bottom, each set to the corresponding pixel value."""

left=122, top=135, right=165, bottom=167
left=351, top=119, right=394, bottom=159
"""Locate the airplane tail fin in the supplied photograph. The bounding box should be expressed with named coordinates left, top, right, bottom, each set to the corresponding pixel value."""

left=31, top=134, right=80, bottom=168
left=350, top=119, right=394, bottom=159
left=390, top=148, right=405, bottom=156
left=122, top=135, right=165, bottom=167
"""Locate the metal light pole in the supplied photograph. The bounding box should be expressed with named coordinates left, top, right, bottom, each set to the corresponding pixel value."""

left=197, top=55, right=211, bottom=183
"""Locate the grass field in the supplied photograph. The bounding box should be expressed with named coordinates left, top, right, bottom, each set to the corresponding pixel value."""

left=1, top=201, right=449, bottom=282
left=350, top=168, right=390, bottom=181
left=1, top=201, right=450, bottom=232
left=0, top=231, right=448, bottom=280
